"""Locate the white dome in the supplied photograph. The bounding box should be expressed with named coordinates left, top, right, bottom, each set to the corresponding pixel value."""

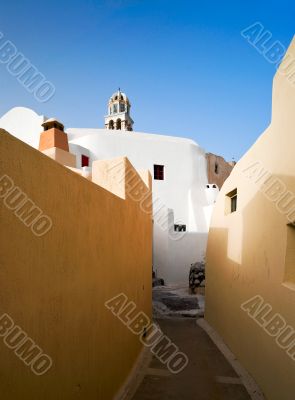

left=109, top=90, right=130, bottom=104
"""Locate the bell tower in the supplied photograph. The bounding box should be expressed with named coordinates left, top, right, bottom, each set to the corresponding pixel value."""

left=104, top=89, right=134, bottom=131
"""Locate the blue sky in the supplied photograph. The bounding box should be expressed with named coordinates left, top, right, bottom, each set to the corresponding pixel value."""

left=0, top=0, right=294, bottom=160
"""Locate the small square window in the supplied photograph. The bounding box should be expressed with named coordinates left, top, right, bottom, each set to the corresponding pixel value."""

left=225, top=188, right=237, bottom=214
left=81, top=155, right=89, bottom=167
left=174, top=224, right=186, bottom=232
left=154, top=165, right=164, bottom=180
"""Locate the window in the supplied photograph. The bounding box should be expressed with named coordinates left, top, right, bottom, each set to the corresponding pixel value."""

left=174, top=224, right=186, bottom=232
left=120, top=103, right=125, bottom=112
left=231, top=193, right=237, bottom=212
left=225, top=188, right=237, bottom=214
left=215, top=162, right=219, bottom=174
left=213, top=184, right=217, bottom=188
left=81, top=155, right=89, bottom=167
left=113, top=104, right=118, bottom=113
left=109, top=120, right=114, bottom=130
left=154, top=165, right=164, bottom=180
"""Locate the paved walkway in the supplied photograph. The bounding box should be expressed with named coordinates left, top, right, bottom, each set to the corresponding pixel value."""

left=131, top=318, right=252, bottom=400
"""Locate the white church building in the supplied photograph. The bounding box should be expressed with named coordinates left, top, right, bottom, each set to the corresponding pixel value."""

left=0, top=90, right=220, bottom=283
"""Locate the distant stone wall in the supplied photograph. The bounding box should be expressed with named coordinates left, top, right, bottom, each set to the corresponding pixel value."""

left=206, top=152, right=235, bottom=189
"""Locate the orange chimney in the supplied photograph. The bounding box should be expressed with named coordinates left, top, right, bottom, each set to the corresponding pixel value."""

left=39, top=118, right=69, bottom=152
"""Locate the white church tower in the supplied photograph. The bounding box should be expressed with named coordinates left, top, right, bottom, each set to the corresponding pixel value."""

left=104, top=89, right=134, bottom=131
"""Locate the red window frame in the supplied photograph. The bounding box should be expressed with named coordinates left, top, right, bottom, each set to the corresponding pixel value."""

left=81, top=155, right=89, bottom=167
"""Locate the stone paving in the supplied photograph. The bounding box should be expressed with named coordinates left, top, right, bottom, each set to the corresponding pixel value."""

left=131, top=285, right=252, bottom=400
left=152, top=283, right=204, bottom=318
left=131, top=318, right=252, bottom=400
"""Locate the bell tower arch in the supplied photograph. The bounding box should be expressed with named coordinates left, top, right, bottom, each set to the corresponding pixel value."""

left=104, top=89, right=134, bottom=131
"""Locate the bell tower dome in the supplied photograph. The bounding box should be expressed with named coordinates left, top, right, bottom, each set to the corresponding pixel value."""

left=104, top=89, right=134, bottom=131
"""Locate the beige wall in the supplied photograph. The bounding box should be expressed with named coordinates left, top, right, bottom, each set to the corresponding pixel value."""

left=92, top=157, right=152, bottom=203
left=0, top=130, right=152, bottom=400
left=42, top=147, right=76, bottom=167
left=205, top=38, right=295, bottom=400
left=206, top=152, right=235, bottom=189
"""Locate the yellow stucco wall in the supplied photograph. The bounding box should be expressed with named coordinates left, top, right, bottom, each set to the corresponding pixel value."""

left=0, top=130, right=152, bottom=400
left=205, top=39, right=295, bottom=400
left=42, top=146, right=76, bottom=168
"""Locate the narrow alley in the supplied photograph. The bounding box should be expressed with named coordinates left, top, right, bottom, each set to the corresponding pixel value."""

left=129, top=286, right=258, bottom=400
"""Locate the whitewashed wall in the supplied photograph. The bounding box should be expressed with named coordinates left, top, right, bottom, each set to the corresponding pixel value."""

left=0, top=107, right=219, bottom=283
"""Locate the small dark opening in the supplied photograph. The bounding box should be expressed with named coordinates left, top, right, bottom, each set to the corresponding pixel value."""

left=81, top=155, right=89, bottom=167
left=116, top=119, right=122, bottom=130
left=226, top=188, right=238, bottom=213
left=231, top=195, right=237, bottom=212
left=174, top=224, right=186, bottom=232
left=154, top=165, right=164, bottom=180
left=215, top=162, right=219, bottom=174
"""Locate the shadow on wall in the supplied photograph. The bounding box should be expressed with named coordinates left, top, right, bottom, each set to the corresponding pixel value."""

left=205, top=176, right=295, bottom=400
left=153, top=228, right=208, bottom=285
left=168, top=231, right=208, bottom=284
